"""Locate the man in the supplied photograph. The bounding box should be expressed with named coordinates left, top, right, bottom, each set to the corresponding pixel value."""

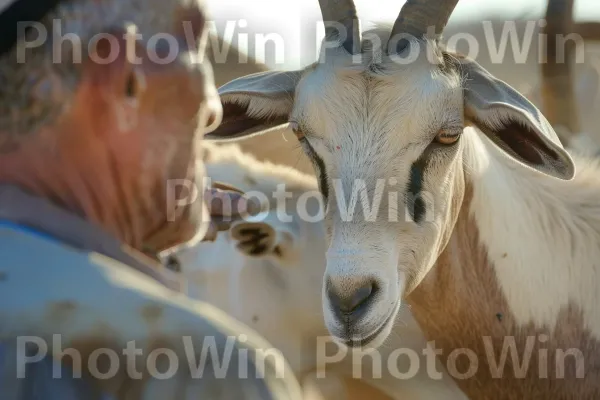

left=0, top=0, right=302, bottom=398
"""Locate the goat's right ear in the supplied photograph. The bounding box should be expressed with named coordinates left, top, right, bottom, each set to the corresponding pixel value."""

left=205, top=70, right=303, bottom=141
left=458, top=56, right=575, bottom=180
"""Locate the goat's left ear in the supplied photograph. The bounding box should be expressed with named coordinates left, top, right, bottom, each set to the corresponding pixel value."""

left=204, top=70, right=302, bottom=141
left=459, top=56, right=575, bottom=180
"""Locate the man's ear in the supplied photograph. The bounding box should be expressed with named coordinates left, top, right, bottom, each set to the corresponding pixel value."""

left=204, top=70, right=303, bottom=142
left=457, top=55, right=576, bottom=180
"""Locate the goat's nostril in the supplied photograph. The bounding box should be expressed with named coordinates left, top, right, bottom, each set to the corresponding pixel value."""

left=327, top=280, right=377, bottom=315
left=345, top=285, right=373, bottom=312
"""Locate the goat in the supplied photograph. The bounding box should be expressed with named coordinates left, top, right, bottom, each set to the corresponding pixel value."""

left=174, top=141, right=467, bottom=400
left=204, top=0, right=600, bottom=397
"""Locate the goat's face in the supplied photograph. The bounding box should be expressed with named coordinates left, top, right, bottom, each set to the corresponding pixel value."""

left=206, top=41, right=574, bottom=348
left=283, top=43, right=465, bottom=347
left=206, top=3, right=575, bottom=348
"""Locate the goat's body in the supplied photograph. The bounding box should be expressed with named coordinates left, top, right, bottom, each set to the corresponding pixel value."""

left=406, top=128, right=600, bottom=398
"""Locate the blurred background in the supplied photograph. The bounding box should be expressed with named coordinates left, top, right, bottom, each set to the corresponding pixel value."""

left=204, top=0, right=600, bottom=70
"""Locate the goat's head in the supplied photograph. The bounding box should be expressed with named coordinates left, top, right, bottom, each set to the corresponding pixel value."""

left=206, top=0, right=575, bottom=349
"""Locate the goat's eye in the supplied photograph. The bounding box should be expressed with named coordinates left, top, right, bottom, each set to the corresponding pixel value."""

left=434, top=129, right=461, bottom=145
left=289, top=121, right=305, bottom=140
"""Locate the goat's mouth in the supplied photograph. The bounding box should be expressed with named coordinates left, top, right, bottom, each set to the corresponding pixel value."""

left=343, top=303, right=398, bottom=349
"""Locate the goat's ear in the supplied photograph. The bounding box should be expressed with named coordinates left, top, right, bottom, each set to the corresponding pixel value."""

left=229, top=212, right=300, bottom=265
left=230, top=221, right=278, bottom=257
left=205, top=70, right=302, bottom=141
left=459, top=57, right=575, bottom=180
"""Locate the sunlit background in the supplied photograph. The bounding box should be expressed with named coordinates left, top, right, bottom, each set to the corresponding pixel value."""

left=205, top=0, right=600, bottom=69
left=207, top=0, right=600, bottom=24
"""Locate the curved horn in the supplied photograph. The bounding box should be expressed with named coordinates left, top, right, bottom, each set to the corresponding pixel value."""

left=318, top=0, right=361, bottom=54
left=389, top=0, right=459, bottom=53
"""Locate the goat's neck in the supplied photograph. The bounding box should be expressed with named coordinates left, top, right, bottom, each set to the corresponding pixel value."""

left=406, top=132, right=600, bottom=396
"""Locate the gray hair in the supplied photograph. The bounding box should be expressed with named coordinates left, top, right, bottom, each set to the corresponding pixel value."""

left=0, top=0, right=201, bottom=150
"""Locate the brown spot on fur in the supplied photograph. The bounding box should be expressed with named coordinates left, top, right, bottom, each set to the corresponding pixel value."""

left=140, top=304, right=163, bottom=324
left=408, top=185, right=600, bottom=398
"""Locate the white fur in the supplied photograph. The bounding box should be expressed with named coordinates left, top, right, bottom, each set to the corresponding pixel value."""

left=464, top=129, right=600, bottom=335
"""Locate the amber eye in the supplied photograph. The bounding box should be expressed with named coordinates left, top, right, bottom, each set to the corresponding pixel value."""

left=435, top=129, right=461, bottom=145
left=289, top=121, right=305, bottom=140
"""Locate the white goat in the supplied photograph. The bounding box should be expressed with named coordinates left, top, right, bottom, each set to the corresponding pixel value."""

left=175, top=142, right=467, bottom=400
left=204, top=0, right=600, bottom=397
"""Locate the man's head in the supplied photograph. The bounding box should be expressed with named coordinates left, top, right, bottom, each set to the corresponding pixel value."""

left=0, top=0, right=221, bottom=252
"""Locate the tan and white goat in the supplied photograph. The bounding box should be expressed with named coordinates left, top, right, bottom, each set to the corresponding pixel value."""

left=205, top=0, right=600, bottom=397
left=175, top=142, right=467, bottom=400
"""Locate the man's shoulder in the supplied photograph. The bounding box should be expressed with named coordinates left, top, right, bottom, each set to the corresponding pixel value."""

left=0, top=225, right=304, bottom=400
left=0, top=224, right=102, bottom=267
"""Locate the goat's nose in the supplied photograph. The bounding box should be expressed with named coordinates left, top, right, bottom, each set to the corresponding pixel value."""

left=326, top=278, right=378, bottom=321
